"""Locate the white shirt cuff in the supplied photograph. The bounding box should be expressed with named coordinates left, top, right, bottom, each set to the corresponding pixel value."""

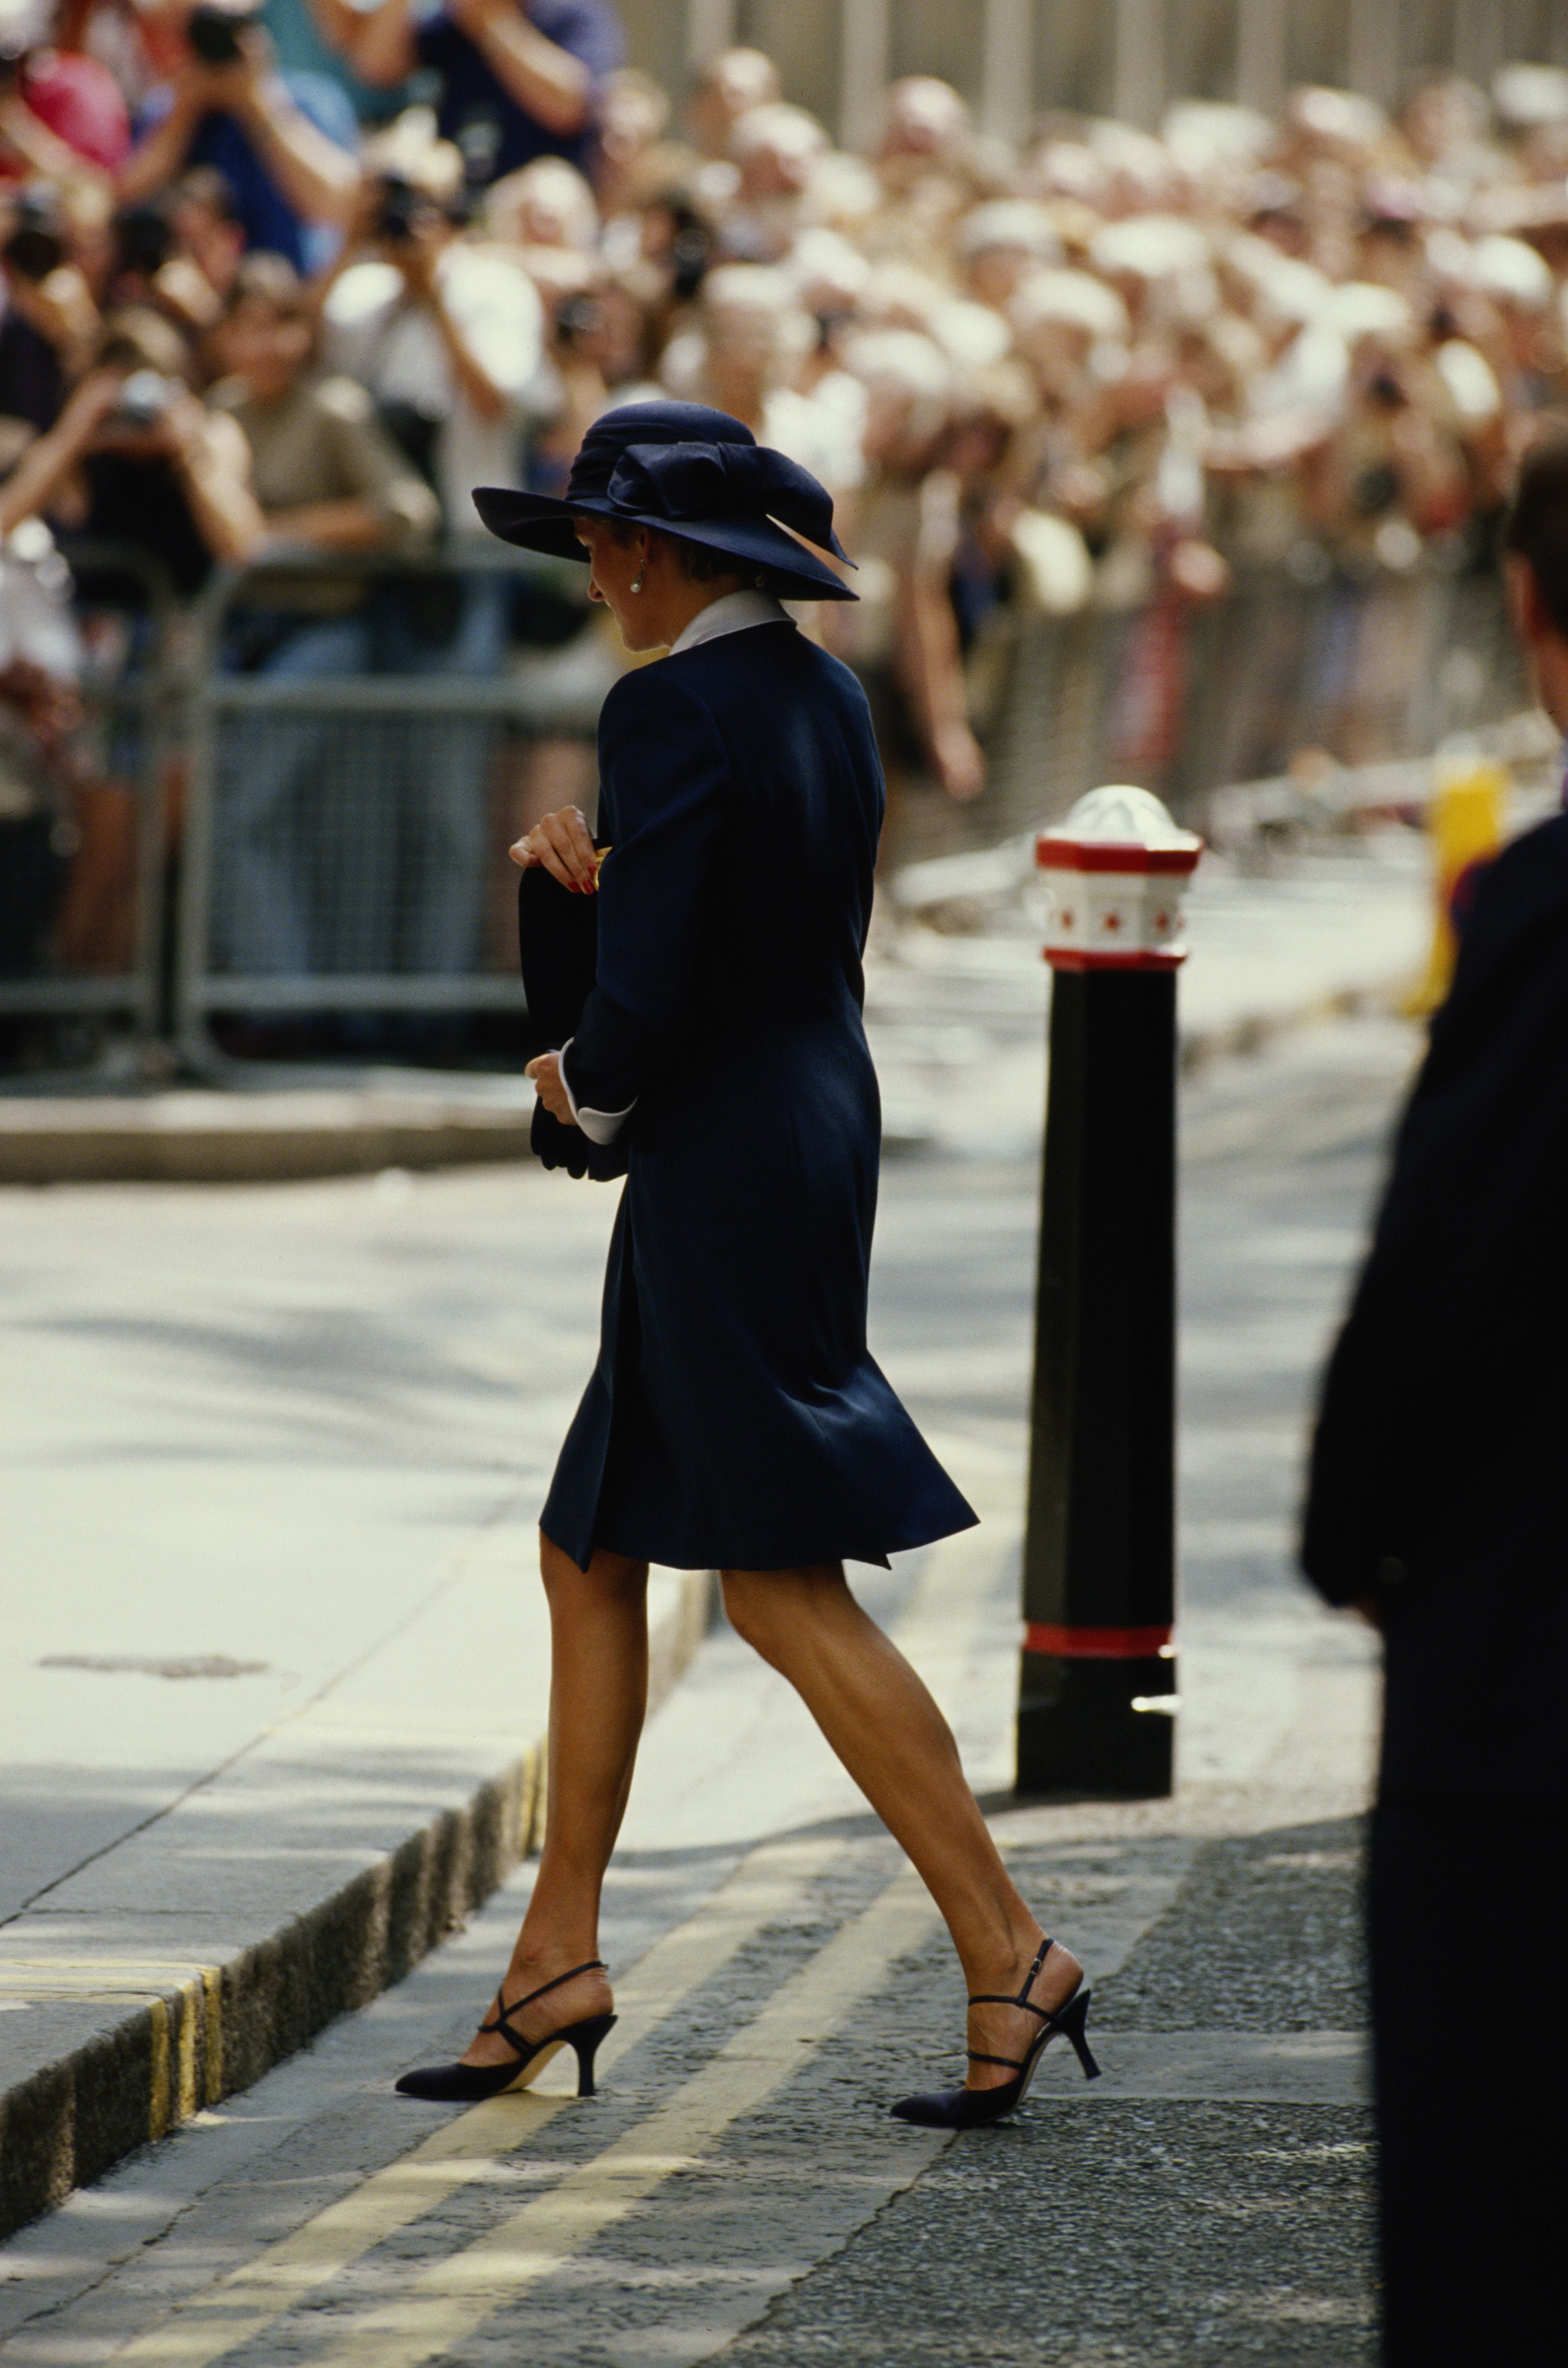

left=559, top=1038, right=635, bottom=1146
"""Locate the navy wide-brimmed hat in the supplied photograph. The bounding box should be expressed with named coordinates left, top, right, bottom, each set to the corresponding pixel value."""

left=472, top=400, right=856, bottom=602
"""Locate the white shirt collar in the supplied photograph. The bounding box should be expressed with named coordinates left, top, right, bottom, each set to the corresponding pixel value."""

left=668, top=587, right=789, bottom=656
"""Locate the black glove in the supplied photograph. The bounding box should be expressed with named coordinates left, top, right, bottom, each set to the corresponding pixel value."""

left=529, top=1099, right=629, bottom=1181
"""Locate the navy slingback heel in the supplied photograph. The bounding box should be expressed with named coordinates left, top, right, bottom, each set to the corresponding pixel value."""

left=396, top=1959, right=616, bottom=2103
left=890, top=1936, right=1100, bottom=2128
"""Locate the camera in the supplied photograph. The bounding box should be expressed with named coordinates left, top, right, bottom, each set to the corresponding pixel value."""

left=107, top=369, right=182, bottom=433
left=4, top=188, right=65, bottom=284
left=555, top=291, right=603, bottom=346
left=374, top=174, right=437, bottom=244
left=666, top=206, right=713, bottom=302
left=113, top=206, right=175, bottom=282
left=186, top=5, right=251, bottom=66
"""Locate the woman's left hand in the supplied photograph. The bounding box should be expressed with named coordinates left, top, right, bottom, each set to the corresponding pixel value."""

left=509, top=805, right=600, bottom=891
left=526, top=1050, right=578, bottom=1125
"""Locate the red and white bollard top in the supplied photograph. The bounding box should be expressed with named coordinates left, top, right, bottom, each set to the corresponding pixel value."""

left=1037, top=785, right=1203, bottom=973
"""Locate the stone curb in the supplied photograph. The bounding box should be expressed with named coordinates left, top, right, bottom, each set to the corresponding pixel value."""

left=0, top=1568, right=716, bottom=2242
left=0, top=1093, right=534, bottom=1186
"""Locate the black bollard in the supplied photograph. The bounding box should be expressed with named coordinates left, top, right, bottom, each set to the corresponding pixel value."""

left=1017, top=787, right=1201, bottom=1798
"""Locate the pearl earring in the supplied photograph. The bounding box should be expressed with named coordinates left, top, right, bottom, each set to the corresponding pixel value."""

left=630, top=565, right=645, bottom=594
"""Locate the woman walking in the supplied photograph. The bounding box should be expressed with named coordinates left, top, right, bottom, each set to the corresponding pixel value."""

left=395, top=400, right=1096, bottom=2126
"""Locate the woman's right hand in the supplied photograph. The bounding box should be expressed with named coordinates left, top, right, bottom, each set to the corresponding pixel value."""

left=509, top=806, right=601, bottom=892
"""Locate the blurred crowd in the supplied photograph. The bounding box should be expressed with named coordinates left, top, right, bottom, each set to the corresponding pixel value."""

left=5, top=0, right=1568, bottom=994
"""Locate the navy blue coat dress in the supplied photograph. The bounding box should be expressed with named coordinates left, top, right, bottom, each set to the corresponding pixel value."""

left=539, top=618, right=976, bottom=1572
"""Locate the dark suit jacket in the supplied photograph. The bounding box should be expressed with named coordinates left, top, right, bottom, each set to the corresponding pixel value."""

left=1302, top=814, right=1568, bottom=1805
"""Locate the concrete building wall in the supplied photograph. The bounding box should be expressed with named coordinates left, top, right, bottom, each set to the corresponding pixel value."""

left=625, top=0, right=1565, bottom=129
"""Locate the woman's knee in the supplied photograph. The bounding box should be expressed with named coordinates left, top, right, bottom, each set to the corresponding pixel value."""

left=540, top=1531, right=645, bottom=1605
left=719, top=1569, right=787, bottom=1663
left=721, top=1565, right=844, bottom=1666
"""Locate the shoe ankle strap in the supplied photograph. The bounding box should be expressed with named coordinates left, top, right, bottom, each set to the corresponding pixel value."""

left=516, top=1958, right=606, bottom=2010
left=968, top=1936, right=1054, bottom=2017
left=481, top=1958, right=607, bottom=2054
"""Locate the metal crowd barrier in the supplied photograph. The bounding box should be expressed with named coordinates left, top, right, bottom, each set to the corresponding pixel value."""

left=0, top=542, right=1529, bottom=1075
left=981, top=559, right=1523, bottom=837
left=172, top=547, right=603, bottom=1069
left=0, top=543, right=177, bottom=1045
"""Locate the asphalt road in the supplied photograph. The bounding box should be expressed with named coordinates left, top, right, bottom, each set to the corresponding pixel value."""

left=0, top=1014, right=1415, bottom=2367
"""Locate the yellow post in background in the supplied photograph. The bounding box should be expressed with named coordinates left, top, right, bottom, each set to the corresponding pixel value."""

left=1408, top=744, right=1511, bottom=1014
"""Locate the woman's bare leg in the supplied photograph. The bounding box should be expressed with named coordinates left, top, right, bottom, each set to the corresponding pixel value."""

left=722, top=1562, right=1080, bottom=2089
left=463, top=1534, right=648, bottom=2067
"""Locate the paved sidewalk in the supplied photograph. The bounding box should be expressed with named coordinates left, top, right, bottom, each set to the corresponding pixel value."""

left=0, top=1015, right=1405, bottom=2363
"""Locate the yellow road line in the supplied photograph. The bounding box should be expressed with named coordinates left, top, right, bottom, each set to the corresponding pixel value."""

left=203, top=1967, right=224, bottom=2110
left=105, top=1834, right=844, bottom=2368
left=307, top=1865, right=938, bottom=2368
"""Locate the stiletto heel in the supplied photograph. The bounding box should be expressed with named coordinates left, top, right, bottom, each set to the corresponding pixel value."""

left=396, top=1961, right=616, bottom=2103
left=1050, top=1988, right=1100, bottom=2081
left=566, top=2013, right=616, bottom=2097
left=890, top=1936, right=1100, bottom=2128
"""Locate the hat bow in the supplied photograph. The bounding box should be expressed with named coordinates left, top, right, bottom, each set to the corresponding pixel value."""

left=607, top=441, right=850, bottom=564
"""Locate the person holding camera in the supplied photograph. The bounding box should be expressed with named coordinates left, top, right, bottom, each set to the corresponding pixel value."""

left=120, top=0, right=360, bottom=274
left=0, top=303, right=260, bottom=578
left=320, top=157, right=545, bottom=535
left=210, top=249, right=436, bottom=561
left=313, top=0, right=619, bottom=194
left=202, top=252, right=442, bottom=993
left=0, top=306, right=260, bottom=982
